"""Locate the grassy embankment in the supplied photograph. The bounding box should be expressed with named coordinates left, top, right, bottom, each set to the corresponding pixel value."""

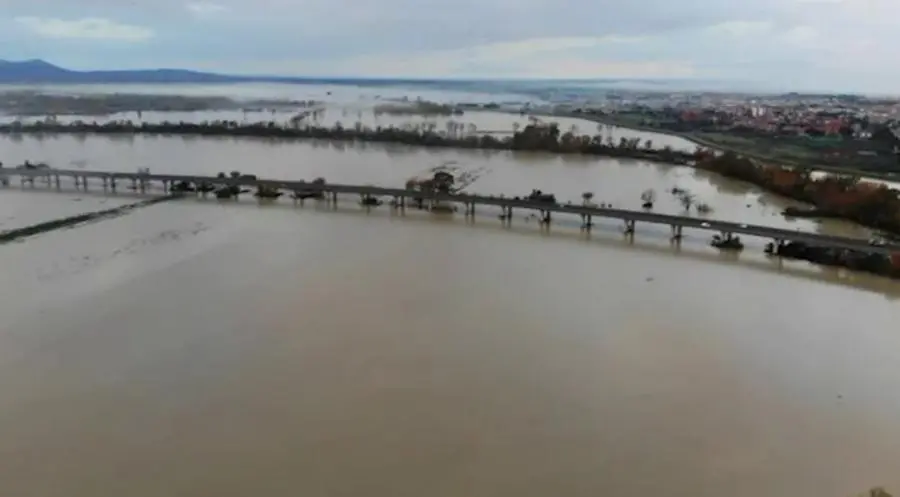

left=0, top=194, right=180, bottom=244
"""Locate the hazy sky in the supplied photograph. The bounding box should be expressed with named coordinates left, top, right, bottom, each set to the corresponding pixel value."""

left=0, top=0, right=896, bottom=92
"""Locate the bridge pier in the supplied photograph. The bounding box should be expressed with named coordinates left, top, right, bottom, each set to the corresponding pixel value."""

left=110, top=178, right=117, bottom=193
left=130, top=178, right=137, bottom=192
left=581, top=214, right=593, bottom=230
left=671, top=224, right=683, bottom=240
left=82, top=176, right=89, bottom=191
left=623, top=219, right=636, bottom=235
left=54, top=175, right=60, bottom=190
left=139, top=179, right=146, bottom=194
left=766, top=239, right=786, bottom=255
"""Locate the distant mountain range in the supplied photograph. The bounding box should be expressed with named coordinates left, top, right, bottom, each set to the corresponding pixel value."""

left=0, top=58, right=517, bottom=86
left=0, top=58, right=806, bottom=96
left=0, top=58, right=689, bottom=89
left=0, top=59, right=272, bottom=84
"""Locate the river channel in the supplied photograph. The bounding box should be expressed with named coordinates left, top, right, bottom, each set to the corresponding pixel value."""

left=0, top=85, right=898, bottom=496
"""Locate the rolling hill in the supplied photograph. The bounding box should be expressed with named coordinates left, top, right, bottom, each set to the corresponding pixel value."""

left=0, top=59, right=250, bottom=84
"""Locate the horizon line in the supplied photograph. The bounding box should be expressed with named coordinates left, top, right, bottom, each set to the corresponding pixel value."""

left=1, top=58, right=888, bottom=95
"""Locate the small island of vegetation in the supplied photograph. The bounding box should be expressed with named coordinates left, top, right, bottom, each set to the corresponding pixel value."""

left=373, top=101, right=464, bottom=116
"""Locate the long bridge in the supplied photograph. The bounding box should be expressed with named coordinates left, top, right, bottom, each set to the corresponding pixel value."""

left=4, top=167, right=900, bottom=256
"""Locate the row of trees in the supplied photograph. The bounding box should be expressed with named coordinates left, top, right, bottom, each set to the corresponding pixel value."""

left=695, top=149, right=900, bottom=235
left=0, top=119, right=696, bottom=164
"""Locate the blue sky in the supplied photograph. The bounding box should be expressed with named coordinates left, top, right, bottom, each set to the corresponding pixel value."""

left=0, top=0, right=897, bottom=93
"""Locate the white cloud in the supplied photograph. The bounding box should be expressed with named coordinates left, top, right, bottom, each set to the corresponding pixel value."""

left=463, top=36, right=647, bottom=60
left=186, top=2, right=229, bottom=17
left=14, top=17, right=154, bottom=42
left=226, top=36, right=693, bottom=79
left=706, top=21, right=773, bottom=36
left=781, top=26, right=818, bottom=47
left=1, top=0, right=899, bottom=92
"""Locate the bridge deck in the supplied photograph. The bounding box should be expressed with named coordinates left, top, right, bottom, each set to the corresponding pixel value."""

left=5, top=167, right=900, bottom=255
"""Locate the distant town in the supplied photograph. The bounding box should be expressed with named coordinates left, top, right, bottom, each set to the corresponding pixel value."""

left=535, top=90, right=900, bottom=174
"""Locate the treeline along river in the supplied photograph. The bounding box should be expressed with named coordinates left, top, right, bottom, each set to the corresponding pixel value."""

left=0, top=118, right=698, bottom=164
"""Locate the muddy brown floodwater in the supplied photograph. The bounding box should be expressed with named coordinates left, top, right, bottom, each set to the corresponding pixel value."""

left=0, top=200, right=897, bottom=497
left=0, top=127, right=898, bottom=496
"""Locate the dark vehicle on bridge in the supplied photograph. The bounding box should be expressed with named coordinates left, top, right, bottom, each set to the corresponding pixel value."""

left=292, top=177, right=326, bottom=200
left=526, top=189, right=556, bottom=204
left=16, top=161, right=49, bottom=170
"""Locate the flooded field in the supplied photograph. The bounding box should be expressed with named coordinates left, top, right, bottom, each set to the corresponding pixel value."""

left=0, top=187, right=137, bottom=232
left=5, top=108, right=698, bottom=150
left=0, top=200, right=898, bottom=497
left=0, top=83, right=898, bottom=497
left=0, top=81, right=699, bottom=152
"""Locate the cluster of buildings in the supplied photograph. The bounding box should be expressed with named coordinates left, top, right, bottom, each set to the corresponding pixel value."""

left=560, top=91, right=900, bottom=143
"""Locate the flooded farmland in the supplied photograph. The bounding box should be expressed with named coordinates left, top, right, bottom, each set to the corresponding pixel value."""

left=0, top=83, right=898, bottom=497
